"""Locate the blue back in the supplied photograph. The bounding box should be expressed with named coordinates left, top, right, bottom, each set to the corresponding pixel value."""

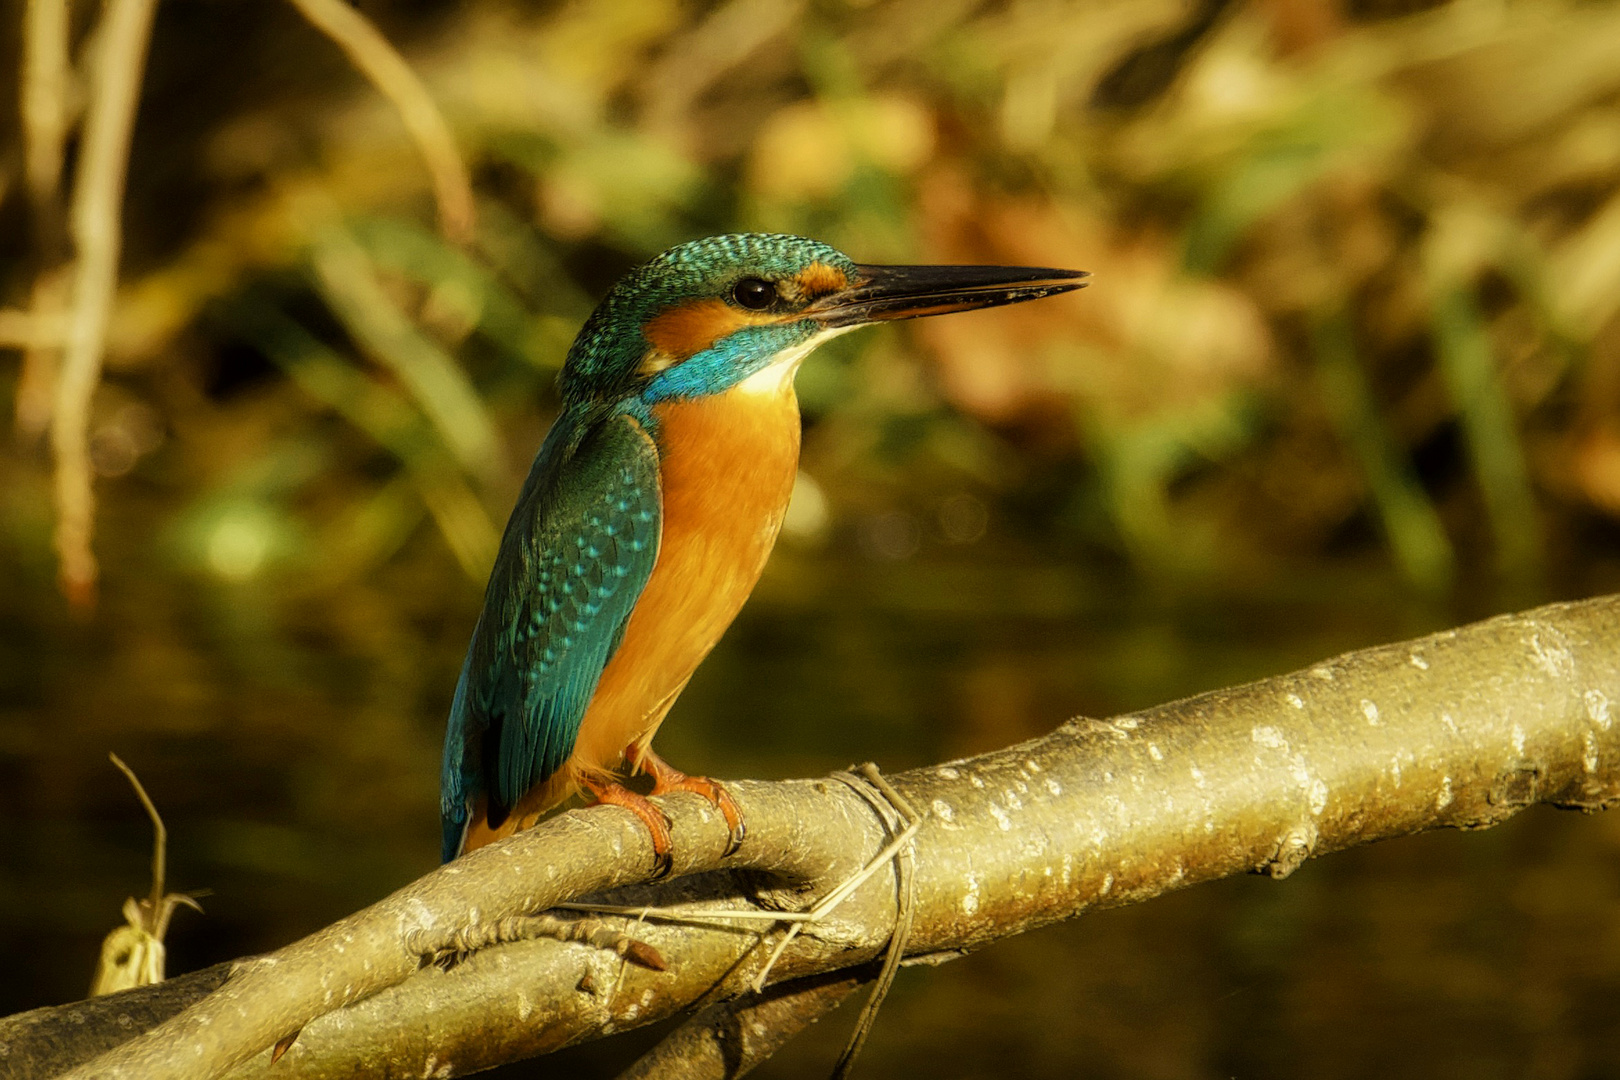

left=439, top=407, right=661, bottom=860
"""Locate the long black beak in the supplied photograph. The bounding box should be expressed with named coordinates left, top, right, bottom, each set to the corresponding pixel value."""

left=807, top=263, right=1088, bottom=327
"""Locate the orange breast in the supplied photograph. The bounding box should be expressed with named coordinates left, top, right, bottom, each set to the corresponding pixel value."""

left=564, top=382, right=802, bottom=781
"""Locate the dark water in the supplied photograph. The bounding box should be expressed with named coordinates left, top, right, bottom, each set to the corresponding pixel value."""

left=6, top=529, right=1620, bottom=1079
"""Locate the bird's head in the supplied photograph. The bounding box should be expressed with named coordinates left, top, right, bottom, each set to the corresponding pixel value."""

left=561, top=233, right=1087, bottom=407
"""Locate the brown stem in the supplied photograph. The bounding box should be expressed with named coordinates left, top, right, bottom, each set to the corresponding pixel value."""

left=618, top=970, right=871, bottom=1080
left=284, top=0, right=476, bottom=245
left=50, top=0, right=160, bottom=605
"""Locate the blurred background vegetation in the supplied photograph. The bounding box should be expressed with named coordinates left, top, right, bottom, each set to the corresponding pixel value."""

left=7, top=0, right=1620, bottom=1075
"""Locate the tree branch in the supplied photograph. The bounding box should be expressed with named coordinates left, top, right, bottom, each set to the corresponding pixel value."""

left=12, top=595, right=1620, bottom=1079
left=618, top=970, right=871, bottom=1080
left=50, top=0, right=159, bottom=605
left=284, top=0, right=476, bottom=245
left=15, top=0, right=73, bottom=442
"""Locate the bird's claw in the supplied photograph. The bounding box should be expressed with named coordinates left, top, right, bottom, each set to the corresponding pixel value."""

left=583, top=778, right=677, bottom=879
left=638, top=753, right=747, bottom=859
left=649, top=804, right=675, bottom=878
left=722, top=815, right=746, bottom=858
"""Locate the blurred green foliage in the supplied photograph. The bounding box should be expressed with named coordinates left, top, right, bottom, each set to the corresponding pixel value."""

left=7, top=0, right=1615, bottom=600
left=8, top=0, right=1620, bottom=1074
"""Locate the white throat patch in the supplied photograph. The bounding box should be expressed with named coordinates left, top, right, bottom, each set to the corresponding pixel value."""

left=735, top=325, right=858, bottom=397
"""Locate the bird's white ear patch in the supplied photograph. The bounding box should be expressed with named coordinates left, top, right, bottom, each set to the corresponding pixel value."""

left=735, top=325, right=857, bottom=397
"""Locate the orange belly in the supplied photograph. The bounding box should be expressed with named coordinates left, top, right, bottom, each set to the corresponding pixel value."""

left=469, top=381, right=802, bottom=846
left=573, top=384, right=801, bottom=774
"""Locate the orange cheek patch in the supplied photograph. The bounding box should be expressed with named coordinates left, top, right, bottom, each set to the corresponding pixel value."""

left=797, top=262, right=849, bottom=297
left=642, top=270, right=848, bottom=368
left=643, top=299, right=757, bottom=361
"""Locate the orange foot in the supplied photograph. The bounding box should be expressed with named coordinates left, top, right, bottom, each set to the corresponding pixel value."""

left=633, top=747, right=747, bottom=857
left=579, top=774, right=675, bottom=879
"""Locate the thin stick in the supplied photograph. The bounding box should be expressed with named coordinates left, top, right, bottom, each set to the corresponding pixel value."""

left=284, top=0, right=475, bottom=245
left=13, top=270, right=74, bottom=439
left=754, top=920, right=811, bottom=992
left=109, top=753, right=167, bottom=916
left=51, top=0, right=159, bottom=606
left=617, top=970, right=870, bottom=1080
left=832, top=764, right=921, bottom=1079
left=555, top=902, right=800, bottom=925
left=553, top=767, right=927, bottom=1004
left=22, top=0, right=71, bottom=208
left=17, top=0, right=72, bottom=440
left=555, top=819, right=923, bottom=930
left=0, top=308, right=67, bottom=349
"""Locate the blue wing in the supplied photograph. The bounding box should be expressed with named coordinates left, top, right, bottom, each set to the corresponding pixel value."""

left=440, top=408, right=661, bottom=861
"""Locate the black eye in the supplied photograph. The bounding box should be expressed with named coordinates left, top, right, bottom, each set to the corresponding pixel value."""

left=732, top=278, right=776, bottom=310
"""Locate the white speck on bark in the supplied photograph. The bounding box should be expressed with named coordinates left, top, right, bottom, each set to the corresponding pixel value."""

left=1409, top=653, right=1430, bottom=670
left=1584, top=731, right=1599, bottom=773
left=1436, top=775, right=1453, bottom=809
left=1309, top=779, right=1329, bottom=815
left=1361, top=699, right=1381, bottom=725
left=400, top=898, right=439, bottom=938
left=1512, top=723, right=1526, bottom=755
left=1286, top=693, right=1305, bottom=709
left=1586, top=690, right=1612, bottom=731
left=936, top=766, right=960, bottom=780
left=1148, top=743, right=1164, bottom=761
left=931, top=798, right=956, bottom=824
left=1252, top=726, right=1287, bottom=749
left=1529, top=628, right=1576, bottom=678
left=961, top=873, right=982, bottom=915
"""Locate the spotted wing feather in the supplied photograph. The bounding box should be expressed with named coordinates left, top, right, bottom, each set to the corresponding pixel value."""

left=440, top=410, right=661, bottom=861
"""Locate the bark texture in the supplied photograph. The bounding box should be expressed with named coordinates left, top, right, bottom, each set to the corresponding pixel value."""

left=5, top=596, right=1617, bottom=1080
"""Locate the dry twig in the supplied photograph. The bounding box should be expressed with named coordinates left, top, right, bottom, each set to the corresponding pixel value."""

left=16, top=0, right=74, bottom=441
left=90, top=754, right=203, bottom=997
left=285, top=0, right=476, bottom=245
left=51, top=0, right=160, bottom=606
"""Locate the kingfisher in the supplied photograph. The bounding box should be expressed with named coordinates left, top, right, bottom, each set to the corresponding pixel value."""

left=440, top=233, right=1086, bottom=869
